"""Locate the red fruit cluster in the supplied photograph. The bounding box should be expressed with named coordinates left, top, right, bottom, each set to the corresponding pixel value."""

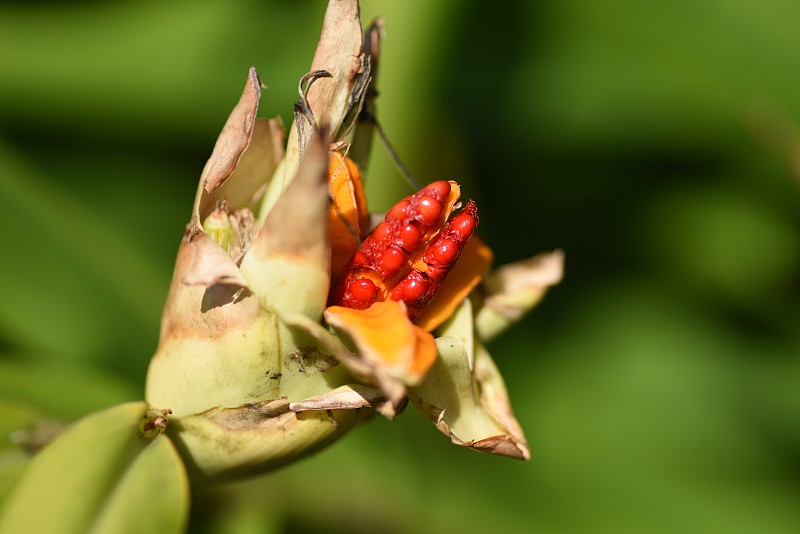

left=330, top=180, right=478, bottom=317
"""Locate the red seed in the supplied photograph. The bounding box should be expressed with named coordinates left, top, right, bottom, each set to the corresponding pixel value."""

left=425, top=180, right=452, bottom=200
left=388, top=199, right=411, bottom=221
left=372, top=221, right=394, bottom=244
left=331, top=184, right=480, bottom=321
left=426, top=238, right=460, bottom=266
left=414, top=195, right=443, bottom=227
left=351, top=249, right=370, bottom=267
left=449, top=209, right=477, bottom=240
left=396, top=223, right=422, bottom=252
left=380, top=246, right=407, bottom=277
left=392, top=272, right=430, bottom=303
left=346, top=278, right=378, bottom=308
left=425, top=264, right=449, bottom=283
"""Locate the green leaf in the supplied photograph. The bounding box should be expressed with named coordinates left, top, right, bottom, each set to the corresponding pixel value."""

left=0, top=402, right=189, bottom=534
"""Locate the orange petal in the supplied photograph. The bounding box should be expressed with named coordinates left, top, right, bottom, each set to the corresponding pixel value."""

left=325, top=300, right=437, bottom=385
left=414, top=236, right=494, bottom=332
left=345, top=156, right=369, bottom=231
left=328, top=152, right=368, bottom=275
left=441, top=181, right=461, bottom=221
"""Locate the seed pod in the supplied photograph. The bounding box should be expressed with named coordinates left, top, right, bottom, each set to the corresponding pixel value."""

left=330, top=180, right=477, bottom=317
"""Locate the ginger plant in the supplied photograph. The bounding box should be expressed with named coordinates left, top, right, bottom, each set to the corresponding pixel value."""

left=0, top=1, right=562, bottom=532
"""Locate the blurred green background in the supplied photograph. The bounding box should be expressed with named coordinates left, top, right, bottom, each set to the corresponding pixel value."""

left=2, top=0, right=800, bottom=532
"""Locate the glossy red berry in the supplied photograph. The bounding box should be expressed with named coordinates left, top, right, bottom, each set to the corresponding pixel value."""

left=414, top=195, right=444, bottom=227
left=346, top=278, right=378, bottom=308
left=380, top=246, right=407, bottom=277
left=372, top=221, right=394, bottom=244
left=391, top=272, right=430, bottom=304
left=425, top=238, right=460, bottom=266
left=388, top=199, right=411, bottom=221
left=351, top=249, right=369, bottom=266
left=396, top=223, right=422, bottom=252
left=415, top=200, right=479, bottom=295
left=449, top=210, right=477, bottom=240
left=426, top=180, right=452, bottom=199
